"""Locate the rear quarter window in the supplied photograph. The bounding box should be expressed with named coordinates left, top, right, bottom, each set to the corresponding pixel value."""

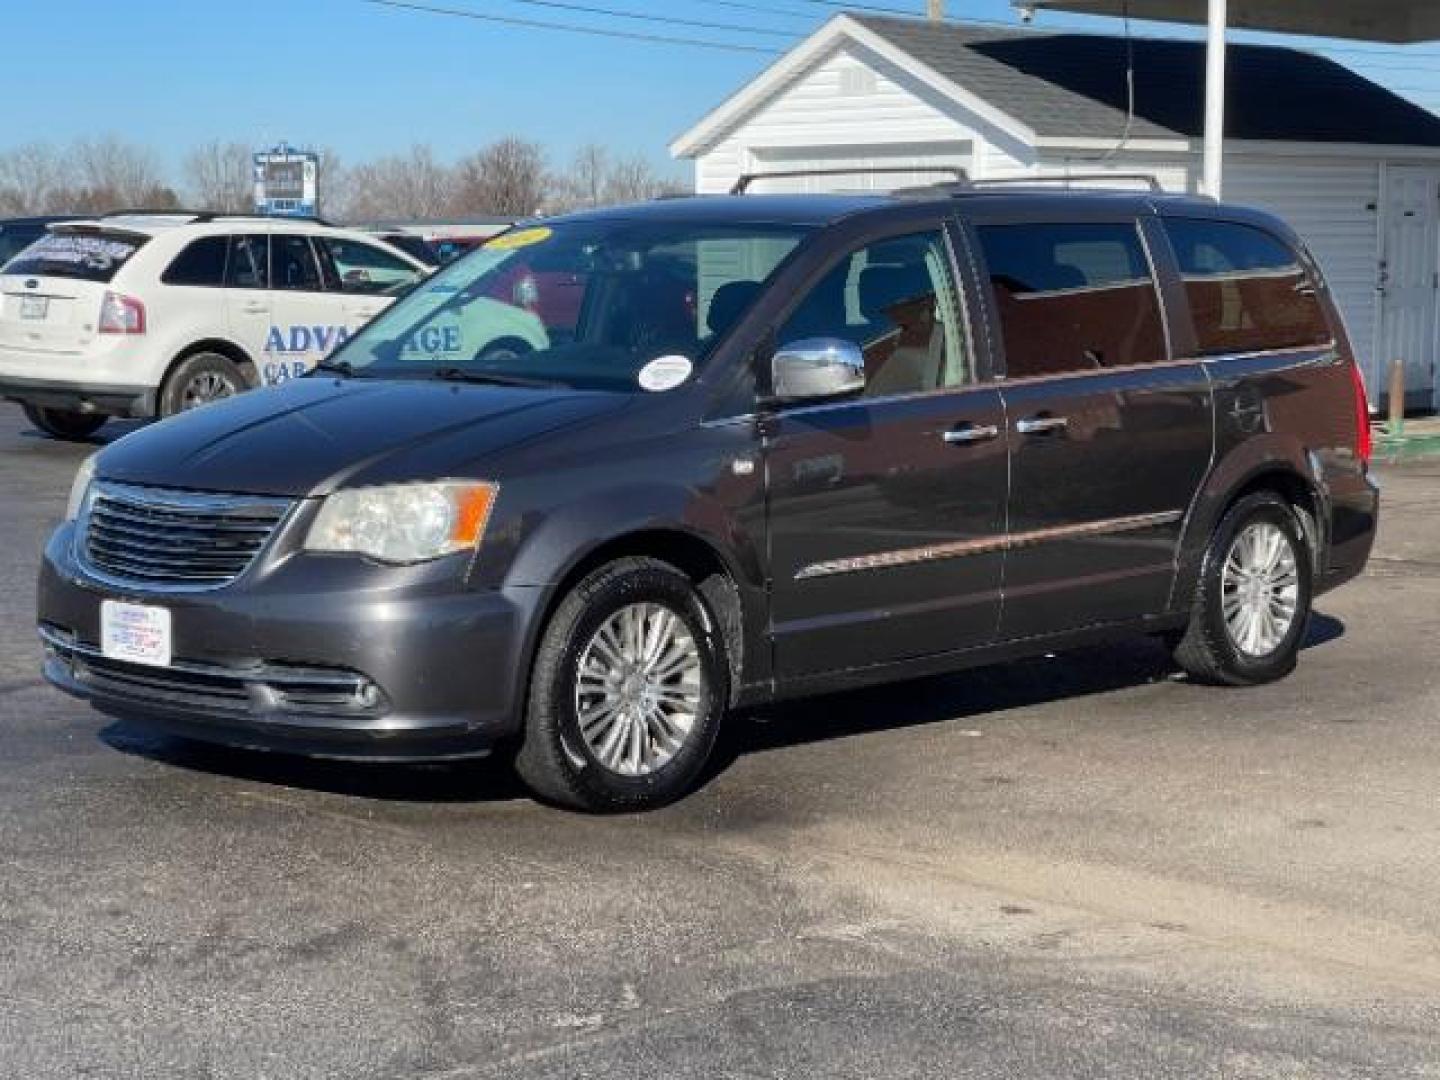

left=976, top=221, right=1167, bottom=378
left=1161, top=218, right=1332, bottom=356
left=0, top=225, right=46, bottom=268
left=3, top=230, right=146, bottom=283
left=161, top=236, right=229, bottom=287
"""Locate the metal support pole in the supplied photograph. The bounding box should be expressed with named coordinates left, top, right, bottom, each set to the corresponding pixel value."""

left=1203, top=0, right=1228, bottom=199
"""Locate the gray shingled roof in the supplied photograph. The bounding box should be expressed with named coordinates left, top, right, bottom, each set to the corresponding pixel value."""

left=853, top=15, right=1440, bottom=147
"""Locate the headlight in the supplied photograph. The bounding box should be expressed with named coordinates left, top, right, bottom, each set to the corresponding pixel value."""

left=65, top=454, right=98, bottom=521
left=305, top=481, right=498, bottom=564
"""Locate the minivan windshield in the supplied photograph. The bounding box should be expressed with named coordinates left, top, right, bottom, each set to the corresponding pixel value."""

left=331, top=219, right=811, bottom=392
left=3, top=228, right=146, bottom=283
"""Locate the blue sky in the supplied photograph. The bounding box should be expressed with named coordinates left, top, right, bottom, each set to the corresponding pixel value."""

left=7, top=0, right=1440, bottom=182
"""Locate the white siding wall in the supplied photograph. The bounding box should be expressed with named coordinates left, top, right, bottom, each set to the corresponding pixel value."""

left=692, top=44, right=1027, bottom=194
left=1028, top=150, right=1197, bottom=193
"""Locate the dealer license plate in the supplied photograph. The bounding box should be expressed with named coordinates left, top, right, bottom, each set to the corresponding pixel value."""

left=19, top=296, right=48, bottom=320
left=100, top=600, right=172, bottom=668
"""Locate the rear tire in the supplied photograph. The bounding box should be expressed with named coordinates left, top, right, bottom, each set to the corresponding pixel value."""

left=514, top=557, right=728, bottom=812
left=1173, top=491, right=1312, bottom=687
left=22, top=404, right=107, bottom=441
left=159, top=353, right=246, bottom=418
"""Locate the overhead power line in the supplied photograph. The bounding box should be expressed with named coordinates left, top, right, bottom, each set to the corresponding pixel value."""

left=496, top=0, right=795, bottom=38
left=788, top=0, right=929, bottom=16
left=704, top=0, right=818, bottom=18
left=357, top=0, right=785, bottom=55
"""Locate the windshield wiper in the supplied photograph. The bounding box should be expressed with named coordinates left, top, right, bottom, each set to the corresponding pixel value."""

left=310, top=359, right=362, bottom=379
left=430, top=367, right=557, bottom=389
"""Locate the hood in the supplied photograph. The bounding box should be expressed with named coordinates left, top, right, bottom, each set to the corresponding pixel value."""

left=96, top=378, right=633, bottom=497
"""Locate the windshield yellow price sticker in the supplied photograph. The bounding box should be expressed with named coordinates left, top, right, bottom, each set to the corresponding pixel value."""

left=486, top=227, right=553, bottom=252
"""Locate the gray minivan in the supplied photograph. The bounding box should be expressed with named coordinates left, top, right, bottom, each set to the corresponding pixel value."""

left=37, top=184, right=1378, bottom=811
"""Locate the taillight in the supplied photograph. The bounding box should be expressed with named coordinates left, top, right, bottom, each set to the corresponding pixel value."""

left=1350, top=362, right=1373, bottom=465
left=98, top=291, right=145, bottom=335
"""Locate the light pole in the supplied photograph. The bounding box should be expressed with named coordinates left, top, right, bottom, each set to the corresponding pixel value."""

left=1203, top=0, right=1228, bottom=198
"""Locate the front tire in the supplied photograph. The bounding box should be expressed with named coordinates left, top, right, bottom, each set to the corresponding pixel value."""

left=1173, top=491, right=1312, bottom=686
left=22, top=404, right=107, bottom=441
left=515, top=557, right=729, bottom=812
left=159, top=353, right=246, bottom=418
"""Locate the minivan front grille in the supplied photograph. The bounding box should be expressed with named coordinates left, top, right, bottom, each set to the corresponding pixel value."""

left=80, top=482, right=292, bottom=591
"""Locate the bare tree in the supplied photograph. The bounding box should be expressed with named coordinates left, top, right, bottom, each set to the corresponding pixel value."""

left=603, top=153, right=685, bottom=204
left=555, top=143, right=609, bottom=211
left=313, top=146, right=350, bottom=219
left=453, top=137, right=547, bottom=217
left=184, top=140, right=254, bottom=212
left=344, top=144, right=456, bottom=220
left=0, top=134, right=687, bottom=222
left=550, top=146, right=685, bottom=212
left=68, top=136, right=170, bottom=211
left=0, top=143, right=68, bottom=214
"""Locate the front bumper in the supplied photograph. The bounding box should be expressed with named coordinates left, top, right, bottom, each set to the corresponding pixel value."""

left=1, top=375, right=155, bottom=418
left=38, top=523, right=541, bottom=761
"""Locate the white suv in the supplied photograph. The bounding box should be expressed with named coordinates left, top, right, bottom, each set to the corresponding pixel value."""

left=0, top=213, right=443, bottom=440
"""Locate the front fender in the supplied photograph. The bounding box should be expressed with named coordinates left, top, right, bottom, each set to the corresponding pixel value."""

left=498, top=480, right=763, bottom=592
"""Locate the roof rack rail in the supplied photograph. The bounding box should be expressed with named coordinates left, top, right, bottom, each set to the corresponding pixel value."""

left=100, top=208, right=214, bottom=219
left=731, top=166, right=968, bottom=195
left=99, top=209, right=338, bottom=226
left=965, top=174, right=1165, bottom=193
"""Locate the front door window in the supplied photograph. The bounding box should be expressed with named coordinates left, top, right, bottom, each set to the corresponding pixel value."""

left=778, top=231, right=972, bottom=397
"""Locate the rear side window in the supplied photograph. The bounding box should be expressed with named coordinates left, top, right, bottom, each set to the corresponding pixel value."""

left=226, top=235, right=269, bottom=289
left=3, top=230, right=145, bottom=283
left=272, top=235, right=324, bottom=292
left=161, top=236, right=228, bottom=287
left=976, top=222, right=1166, bottom=378
left=1162, top=218, right=1332, bottom=356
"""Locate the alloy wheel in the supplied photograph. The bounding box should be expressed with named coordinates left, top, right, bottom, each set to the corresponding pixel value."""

left=1221, top=521, right=1301, bottom=658
left=182, top=371, right=238, bottom=410
left=573, top=602, right=704, bottom=776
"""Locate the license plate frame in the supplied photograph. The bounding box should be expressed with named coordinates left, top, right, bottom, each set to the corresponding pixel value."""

left=19, top=295, right=49, bottom=321
left=100, top=600, right=172, bottom=668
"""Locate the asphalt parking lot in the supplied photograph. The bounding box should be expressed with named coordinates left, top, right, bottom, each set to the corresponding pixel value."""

left=1, top=404, right=1437, bottom=1079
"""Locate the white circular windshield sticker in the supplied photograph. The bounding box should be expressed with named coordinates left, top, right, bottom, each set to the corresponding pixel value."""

left=638, top=355, right=694, bottom=392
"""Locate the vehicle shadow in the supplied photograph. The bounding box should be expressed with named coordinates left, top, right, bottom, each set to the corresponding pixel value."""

left=98, top=613, right=1346, bottom=806
left=99, top=723, right=529, bottom=804
left=703, top=611, right=1348, bottom=783
left=16, top=419, right=146, bottom=446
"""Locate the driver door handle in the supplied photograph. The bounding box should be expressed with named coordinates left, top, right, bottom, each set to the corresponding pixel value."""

left=943, top=423, right=1001, bottom=446
left=1016, top=415, right=1069, bottom=436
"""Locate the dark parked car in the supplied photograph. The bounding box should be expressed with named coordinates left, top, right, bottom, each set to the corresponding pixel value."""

left=0, top=215, right=83, bottom=268
left=36, top=185, right=1378, bottom=811
left=365, top=230, right=443, bottom=268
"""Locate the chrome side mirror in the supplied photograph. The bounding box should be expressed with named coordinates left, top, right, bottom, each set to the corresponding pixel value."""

left=770, top=338, right=865, bottom=403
